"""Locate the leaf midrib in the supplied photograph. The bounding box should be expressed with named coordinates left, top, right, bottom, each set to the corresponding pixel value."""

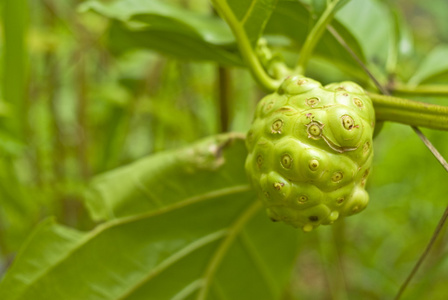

left=11, top=184, right=251, bottom=300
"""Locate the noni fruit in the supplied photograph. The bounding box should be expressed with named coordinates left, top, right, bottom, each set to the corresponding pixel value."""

left=245, top=75, right=375, bottom=232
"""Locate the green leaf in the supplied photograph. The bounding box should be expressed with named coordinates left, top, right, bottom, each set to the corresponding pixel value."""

left=335, top=0, right=392, bottom=70
left=80, top=0, right=234, bottom=45
left=80, top=0, right=243, bottom=65
left=407, top=45, right=448, bottom=85
left=386, top=7, right=414, bottom=75
left=307, top=0, right=352, bottom=16
left=106, top=21, right=243, bottom=66
left=1, top=0, right=28, bottom=138
left=222, top=0, right=279, bottom=45
left=265, top=0, right=368, bottom=80
left=85, top=133, right=249, bottom=221
left=0, top=133, right=301, bottom=300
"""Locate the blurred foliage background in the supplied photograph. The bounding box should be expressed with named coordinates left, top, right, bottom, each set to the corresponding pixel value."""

left=0, top=0, right=448, bottom=299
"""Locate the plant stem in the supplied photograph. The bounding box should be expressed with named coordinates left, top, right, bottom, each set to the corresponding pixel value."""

left=368, top=92, right=448, bottom=130
left=296, top=0, right=341, bottom=74
left=217, top=66, right=232, bottom=132
left=412, top=127, right=448, bottom=172
left=391, top=83, right=448, bottom=96
left=2, top=0, right=28, bottom=138
left=211, top=0, right=280, bottom=92
left=394, top=205, right=448, bottom=300
left=317, top=227, right=348, bottom=300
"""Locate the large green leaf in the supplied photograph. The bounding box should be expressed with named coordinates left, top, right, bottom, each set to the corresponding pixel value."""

left=80, top=0, right=243, bottom=66
left=85, top=133, right=249, bottom=221
left=0, top=133, right=301, bottom=300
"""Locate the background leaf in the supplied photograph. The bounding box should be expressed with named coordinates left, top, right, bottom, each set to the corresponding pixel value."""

left=222, top=0, right=279, bottom=45
left=407, top=45, right=448, bottom=85
left=264, top=0, right=368, bottom=82
left=81, top=0, right=243, bottom=65
left=335, top=0, right=393, bottom=71
left=0, top=133, right=301, bottom=300
left=106, top=21, right=243, bottom=67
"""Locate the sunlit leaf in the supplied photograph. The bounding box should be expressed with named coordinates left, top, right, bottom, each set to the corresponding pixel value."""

left=407, top=45, right=448, bottom=85
left=335, top=0, right=392, bottom=70
left=0, top=133, right=301, bottom=300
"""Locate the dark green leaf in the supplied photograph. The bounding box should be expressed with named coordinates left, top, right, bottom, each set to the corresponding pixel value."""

left=0, top=133, right=301, bottom=300
left=79, top=0, right=234, bottom=45
left=106, top=21, right=243, bottom=67
left=80, top=0, right=243, bottom=65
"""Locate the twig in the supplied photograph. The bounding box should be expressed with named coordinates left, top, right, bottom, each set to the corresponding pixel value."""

left=327, top=25, right=388, bottom=95
left=411, top=127, right=448, bottom=172
left=394, top=206, right=448, bottom=300
left=329, top=23, right=448, bottom=300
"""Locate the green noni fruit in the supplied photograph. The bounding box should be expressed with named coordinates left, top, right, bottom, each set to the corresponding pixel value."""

left=245, top=75, right=375, bottom=232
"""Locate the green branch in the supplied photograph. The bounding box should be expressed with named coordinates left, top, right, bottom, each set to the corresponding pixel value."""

left=296, top=0, right=341, bottom=74
left=211, top=0, right=281, bottom=92
left=368, top=92, right=448, bottom=130
left=391, top=83, right=448, bottom=96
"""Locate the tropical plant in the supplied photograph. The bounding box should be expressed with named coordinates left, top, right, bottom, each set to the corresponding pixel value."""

left=1, top=0, right=448, bottom=299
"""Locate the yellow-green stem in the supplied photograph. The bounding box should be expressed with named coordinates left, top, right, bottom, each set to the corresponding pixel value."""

left=368, top=92, right=448, bottom=130
left=211, top=0, right=280, bottom=92
left=392, top=83, right=448, bottom=96
left=296, top=0, right=341, bottom=74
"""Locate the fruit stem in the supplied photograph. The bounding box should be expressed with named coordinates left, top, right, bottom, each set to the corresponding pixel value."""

left=296, top=0, right=341, bottom=74
left=211, top=0, right=281, bottom=92
left=368, top=92, right=448, bottom=130
left=391, top=82, right=448, bottom=96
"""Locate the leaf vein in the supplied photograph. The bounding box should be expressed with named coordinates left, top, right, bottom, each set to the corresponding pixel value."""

left=196, top=200, right=262, bottom=300
left=118, top=230, right=226, bottom=300
left=241, top=0, right=257, bottom=26
left=11, top=184, right=251, bottom=299
left=240, top=230, right=278, bottom=298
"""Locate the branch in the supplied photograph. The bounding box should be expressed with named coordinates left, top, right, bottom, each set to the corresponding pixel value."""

left=296, top=0, right=341, bottom=74
left=211, top=0, right=280, bottom=92
left=391, top=83, right=448, bottom=96
left=394, top=205, right=448, bottom=300
left=368, top=92, right=448, bottom=130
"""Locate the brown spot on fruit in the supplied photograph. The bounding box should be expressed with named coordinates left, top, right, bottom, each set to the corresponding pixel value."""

left=353, top=97, right=363, bottom=108
left=306, top=122, right=323, bottom=139
left=298, top=195, right=308, bottom=204
left=272, top=119, right=283, bottom=133
left=274, top=182, right=284, bottom=190
left=281, top=154, right=292, bottom=169
left=309, top=159, right=319, bottom=171
left=332, top=171, right=343, bottom=182
left=306, top=97, right=320, bottom=107
left=341, top=115, right=355, bottom=130
left=309, top=216, right=319, bottom=222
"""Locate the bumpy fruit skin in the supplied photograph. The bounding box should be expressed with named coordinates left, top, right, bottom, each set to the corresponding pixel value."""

left=245, top=75, right=375, bottom=232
